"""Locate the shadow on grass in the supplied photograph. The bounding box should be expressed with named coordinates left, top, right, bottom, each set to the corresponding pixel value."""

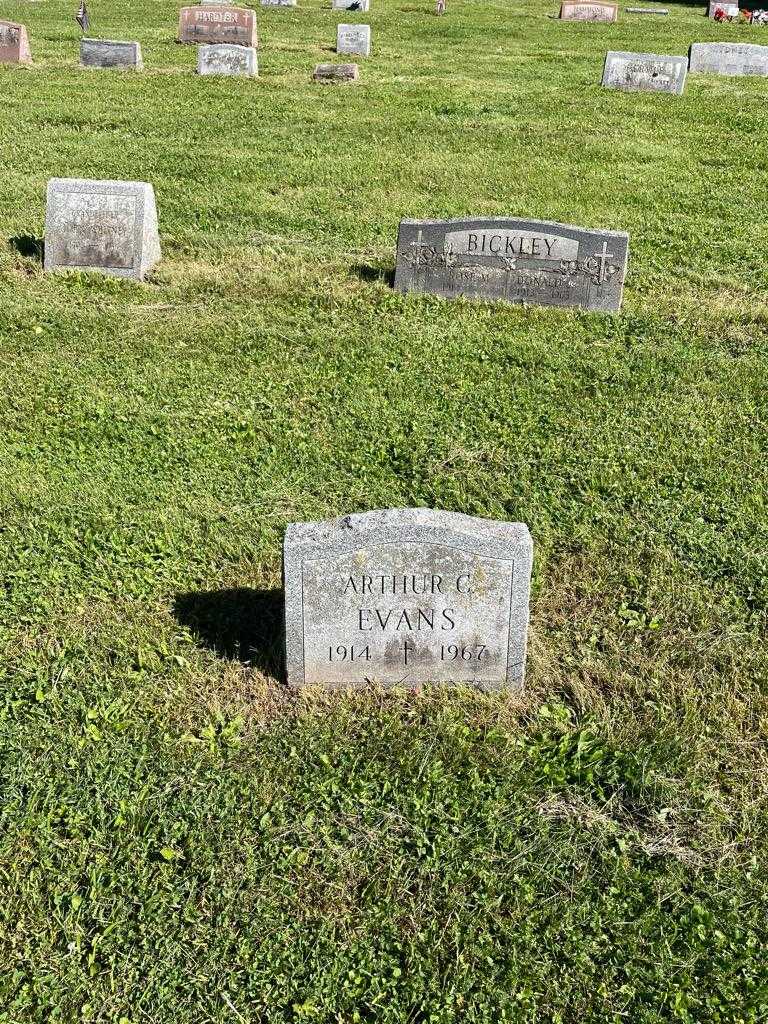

left=351, top=263, right=395, bottom=287
left=173, top=587, right=285, bottom=681
left=10, top=234, right=44, bottom=261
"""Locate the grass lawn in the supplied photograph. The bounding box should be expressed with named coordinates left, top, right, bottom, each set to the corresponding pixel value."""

left=1, top=0, right=768, bottom=1020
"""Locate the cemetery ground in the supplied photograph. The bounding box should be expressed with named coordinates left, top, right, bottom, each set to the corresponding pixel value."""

left=1, top=0, right=767, bottom=1020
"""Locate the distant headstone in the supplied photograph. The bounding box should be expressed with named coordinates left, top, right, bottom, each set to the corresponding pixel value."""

left=313, top=62, right=359, bottom=82
left=602, top=51, right=687, bottom=93
left=560, top=1, right=618, bottom=21
left=261, top=0, right=297, bottom=5
left=201, top=0, right=233, bottom=4
left=689, top=41, right=768, bottom=75
left=337, top=23, right=371, bottom=56
left=626, top=6, right=668, bottom=12
left=332, top=0, right=370, bottom=10
left=80, top=38, right=143, bottom=70
left=178, top=5, right=257, bottom=46
left=284, top=509, right=533, bottom=690
left=198, top=42, right=257, bottom=75
left=0, top=20, right=31, bottom=64
left=394, top=218, right=628, bottom=313
left=708, top=2, right=739, bottom=17
left=44, top=178, right=161, bottom=281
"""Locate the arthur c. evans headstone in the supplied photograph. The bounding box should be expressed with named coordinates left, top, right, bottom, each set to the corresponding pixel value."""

left=602, top=51, right=687, bottom=93
left=44, top=179, right=161, bottom=281
left=0, top=20, right=31, bottom=64
left=395, top=218, right=628, bottom=313
left=560, top=2, right=619, bottom=21
left=80, top=39, right=143, bottom=70
left=284, top=509, right=533, bottom=690
left=337, top=24, right=371, bottom=57
left=198, top=43, right=258, bottom=75
left=178, top=6, right=257, bottom=46
left=689, top=42, right=768, bottom=76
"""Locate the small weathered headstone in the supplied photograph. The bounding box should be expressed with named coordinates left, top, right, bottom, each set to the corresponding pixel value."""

left=626, top=6, right=669, bottom=13
left=201, top=0, right=233, bottom=4
left=44, top=178, right=161, bottom=281
left=261, top=0, right=297, bottom=5
left=0, top=20, right=31, bottom=64
left=284, top=509, right=533, bottom=690
left=689, top=41, right=768, bottom=75
left=332, top=0, right=370, bottom=10
left=708, top=1, right=739, bottom=17
left=337, top=23, right=371, bottom=56
left=80, top=38, right=143, bottom=70
left=394, top=217, right=629, bottom=313
left=198, top=43, right=258, bottom=75
left=178, top=5, right=257, bottom=46
left=602, top=51, right=687, bottom=93
left=560, top=1, right=618, bottom=21
left=313, top=62, right=359, bottom=82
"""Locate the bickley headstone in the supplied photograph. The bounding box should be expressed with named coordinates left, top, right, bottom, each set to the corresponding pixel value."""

left=689, top=41, right=768, bottom=75
left=80, top=38, right=143, bottom=70
left=332, top=0, right=370, bottom=10
left=198, top=42, right=258, bottom=75
left=394, top=217, right=629, bottom=313
left=337, top=23, right=371, bottom=56
left=44, top=178, right=161, bottom=281
left=313, top=62, right=359, bottom=82
left=602, top=50, right=687, bottom=93
left=284, top=509, right=533, bottom=690
left=178, top=5, right=257, bottom=46
left=0, top=20, right=31, bottom=64
left=560, top=1, right=619, bottom=21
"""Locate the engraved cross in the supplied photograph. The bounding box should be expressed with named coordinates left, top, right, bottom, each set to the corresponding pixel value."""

left=591, top=241, right=614, bottom=285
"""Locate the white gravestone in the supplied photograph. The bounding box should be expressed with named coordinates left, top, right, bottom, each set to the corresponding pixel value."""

left=197, top=43, right=258, bottom=75
left=337, top=23, right=371, bottom=57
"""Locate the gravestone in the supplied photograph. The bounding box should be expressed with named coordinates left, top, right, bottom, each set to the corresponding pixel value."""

left=80, top=38, right=143, bottom=70
left=332, top=0, right=370, bottom=10
left=178, top=5, right=257, bottom=46
left=0, top=20, right=32, bottom=64
left=261, top=0, right=297, bottom=5
left=284, top=509, right=533, bottom=690
left=313, top=62, right=359, bottom=82
left=198, top=42, right=258, bottom=75
left=626, top=7, right=669, bottom=13
left=44, top=179, right=161, bottom=281
left=689, top=41, right=768, bottom=75
left=560, top=1, right=618, bottom=21
left=708, top=2, right=738, bottom=17
left=394, top=217, right=629, bottom=313
left=337, top=23, right=371, bottom=56
left=602, top=51, right=687, bottom=93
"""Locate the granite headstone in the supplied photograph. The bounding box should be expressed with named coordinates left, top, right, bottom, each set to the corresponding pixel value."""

left=80, top=38, right=143, bottom=70
left=337, top=23, right=371, bottom=56
left=560, top=1, right=619, bottom=21
left=313, top=62, right=359, bottom=82
left=0, top=20, right=31, bottom=64
left=197, top=42, right=258, bottom=75
left=602, top=51, right=687, bottom=93
left=178, top=5, right=257, bottom=46
left=44, top=178, right=161, bottom=281
left=284, top=509, right=533, bottom=690
left=689, top=41, right=768, bottom=75
left=394, top=217, right=629, bottom=313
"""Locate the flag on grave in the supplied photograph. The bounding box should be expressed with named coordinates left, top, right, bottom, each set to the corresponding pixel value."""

left=76, top=0, right=90, bottom=33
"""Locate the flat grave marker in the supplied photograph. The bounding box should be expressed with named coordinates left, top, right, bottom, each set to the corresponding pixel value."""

left=178, top=5, right=257, bottom=46
left=394, top=217, right=629, bottom=313
left=261, top=0, right=297, bottom=5
left=337, top=23, right=371, bottom=56
left=560, top=1, right=619, bottom=21
left=284, top=509, right=533, bottom=690
left=313, top=62, right=359, bottom=82
left=689, top=41, right=768, bottom=75
left=626, top=6, right=669, bottom=13
left=602, top=50, right=687, bottom=93
left=198, top=43, right=258, bottom=75
left=0, top=20, right=31, bottom=64
left=44, top=178, right=161, bottom=282
left=80, top=38, right=143, bottom=70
